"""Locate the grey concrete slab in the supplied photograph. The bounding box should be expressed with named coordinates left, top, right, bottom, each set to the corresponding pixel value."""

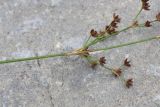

left=0, top=0, right=160, bottom=107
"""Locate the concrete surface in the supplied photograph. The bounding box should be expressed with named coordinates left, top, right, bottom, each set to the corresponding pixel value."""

left=0, top=0, right=160, bottom=107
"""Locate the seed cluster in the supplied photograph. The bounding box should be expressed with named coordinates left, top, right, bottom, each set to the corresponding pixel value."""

left=124, top=58, right=131, bottom=67
left=105, top=13, right=121, bottom=34
left=114, top=68, right=122, bottom=77
left=85, top=0, right=160, bottom=88
left=145, top=21, right=152, bottom=27
left=99, top=57, right=106, bottom=66
left=90, top=13, right=121, bottom=38
left=126, top=79, right=133, bottom=88
left=141, top=0, right=150, bottom=10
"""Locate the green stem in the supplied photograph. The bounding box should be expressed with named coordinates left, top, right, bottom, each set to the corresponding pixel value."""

left=85, top=26, right=132, bottom=48
left=86, top=6, right=144, bottom=48
left=138, top=20, right=158, bottom=27
left=133, top=7, right=143, bottom=21
left=85, top=19, right=158, bottom=49
left=103, top=65, right=113, bottom=71
left=83, top=35, right=91, bottom=48
left=92, top=36, right=159, bottom=52
left=0, top=36, right=159, bottom=65
left=0, top=53, right=67, bottom=64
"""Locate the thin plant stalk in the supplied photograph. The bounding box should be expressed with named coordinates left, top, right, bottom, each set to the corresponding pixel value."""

left=103, top=65, right=126, bottom=83
left=84, top=20, right=158, bottom=48
left=0, top=53, right=67, bottom=64
left=83, top=35, right=91, bottom=47
left=0, top=36, right=159, bottom=65
left=92, top=35, right=160, bottom=52
left=133, top=7, right=143, bottom=21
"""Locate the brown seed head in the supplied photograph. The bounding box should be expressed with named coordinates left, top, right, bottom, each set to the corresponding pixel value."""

left=105, top=25, right=110, bottom=31
left=124, top=58, right=131, bottom=67
left=99, top=57, right=106, bottom=66
left=132, top=21, right=139, bottom=27
left=105, top=13, right=120, bottom=34
left=111, top=21, right=118, bottom=28
left=113, top=13, right=121, bottom=23
left=109, top=28, right=116, bottom=34
left=145, top=20, right=152, bottom=27
left=105, top=26, right=116, bottom=34
left=113, top=68, right=122, bottom=77
left=156, top=12, right=160, bottom=21
left=126, top=78, right=133, bottom=88
left=90, top=29, right=98, bottom=37
left=141, top=0, right=150, bottom=10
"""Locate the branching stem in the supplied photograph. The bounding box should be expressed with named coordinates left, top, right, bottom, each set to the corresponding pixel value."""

left=0, top=36, right=159, bottom=65
left=133, top=7, right=143, bottom=21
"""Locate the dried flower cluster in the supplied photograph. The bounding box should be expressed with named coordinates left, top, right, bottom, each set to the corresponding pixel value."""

left=0, top=0, right=159, bottom=89
left=105, top=13, right=121, bottom=34
left=132, top=21, right=139, bottom=27
left=115, top=58, right=132, bottom=88
left=113, top=68, right=122, bottom=77
left=126, top=79, right=133, bottom=88
left=145, top=21, right=152, bottom=27
left=86, top=0, right=160, bottom=88
left=141, top=0, right=150, bottom=10
left=99, top=57, right=106, bottom=66
left=90, top=56, right=106, bottom=68
left=90, top=29, right=98, bottom=37
left=124, top=58, right=131, bottom=67
left=90, top=13, right=121, bottom=38
left=89, top=51, right=134, bottom=88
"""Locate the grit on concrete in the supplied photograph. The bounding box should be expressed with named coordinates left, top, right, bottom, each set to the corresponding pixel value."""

left=0, top=0, right=160, bottom=107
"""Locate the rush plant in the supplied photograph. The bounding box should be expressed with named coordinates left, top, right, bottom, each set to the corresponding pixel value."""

left=0, top=0, right=160, bottom=88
